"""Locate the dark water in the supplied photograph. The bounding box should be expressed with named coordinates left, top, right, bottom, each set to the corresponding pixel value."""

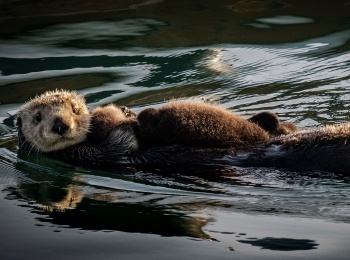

left=1, top=0, right=350, bottom=259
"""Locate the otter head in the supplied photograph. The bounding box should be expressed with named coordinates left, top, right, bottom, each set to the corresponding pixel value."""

left=17, top=90, right=90, bottom=152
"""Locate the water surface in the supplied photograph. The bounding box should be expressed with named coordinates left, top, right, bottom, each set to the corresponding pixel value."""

left=1, top=0, right=350, bottom=259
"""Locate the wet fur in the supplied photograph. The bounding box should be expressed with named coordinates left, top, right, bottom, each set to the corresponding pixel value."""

left=269, top=124, right=350, bottom=149
left=17, top=90, right=90, bottom=152
left=138, top=101, right=273, bottom=149
left=249, top=111, right=298, bottom=136
left=236, top=124, right=350, bottom=174
left=17, top=90, right=296, bottom=154
left=17, top=90, right=140, bottom=157
left=88, top=104, right=137, bottom=144
left=21, top=90, right=350, bottom=174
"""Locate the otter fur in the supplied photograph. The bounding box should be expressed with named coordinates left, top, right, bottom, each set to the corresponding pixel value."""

left=18, top=90, right=350, bottom=175
left=88, top=104, right=137, bottom=144
left=248, top=111, right=298, bottom=136
left=138, top=101, right=272, bottom=149
left=17, top=90, right=90, bottom=152
left=17, top=90, right=139, bottom=161
left=18, top=90, right=292, bottom=154
left=224, top=124, right=350, bottom=174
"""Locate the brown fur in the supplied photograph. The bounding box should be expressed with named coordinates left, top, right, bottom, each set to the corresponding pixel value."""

left=88, top=104, right=137, bottom=144
left=17, top=90, right=295, bottom=157
left=270, top=124, right=350, bottom=149
left=248, top=111, right=298, bottom=136
left=138, top=100, right=270, bottom=149
left=277, top=122, right=299, bottom=135
left=17, top=90, right=90, bottom=152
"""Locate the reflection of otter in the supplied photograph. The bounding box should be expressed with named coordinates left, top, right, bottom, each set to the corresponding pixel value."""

left=238, top=237, right=319, bottom=251
left=43, top=198, right=210, bottom=238
left=12, top=159, right=211, bottom=239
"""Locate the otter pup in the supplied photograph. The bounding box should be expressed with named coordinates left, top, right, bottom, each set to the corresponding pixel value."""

left=248, top=111, right=298, bottom=136
left=88, top=104, right=137, bottom=144
left=90, top=101, right=297, bottom=149
left=137, top=101, right=271, bottom=149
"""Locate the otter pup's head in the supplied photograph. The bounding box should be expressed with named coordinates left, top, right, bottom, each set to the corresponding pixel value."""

left=249, top=111, right=298, bottom=136
left=17, top=90, right=90, bottom=152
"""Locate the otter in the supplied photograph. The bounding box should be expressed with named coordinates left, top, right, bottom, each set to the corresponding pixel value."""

left=219, top=124, right=350, bottom=175
left=17, top=90, right=140, bottom=163
left=88, top=104, right=137, bottom=144
left=248, top=111, right=298, bottom=136
left=18, top=90, right=291, bottom=154
left=137, top=101, right=293, bottom=149
left=17, top=90, right=91, bottom=152
left=18, top=90, right=349, bottom=175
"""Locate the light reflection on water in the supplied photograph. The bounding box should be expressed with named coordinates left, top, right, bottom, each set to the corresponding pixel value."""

left=1, top=7, right=350, bottom=259
left=1, top=22, right=349, bottom=126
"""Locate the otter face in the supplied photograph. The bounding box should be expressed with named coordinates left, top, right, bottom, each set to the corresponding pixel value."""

left=17, top=90, right=90, bottom=152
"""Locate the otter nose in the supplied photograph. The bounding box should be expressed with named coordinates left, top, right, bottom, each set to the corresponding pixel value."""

left=52, top=118, right=69, bottom=135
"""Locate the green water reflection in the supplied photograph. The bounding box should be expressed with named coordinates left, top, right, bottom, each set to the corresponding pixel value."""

left=1, top=0, right=350, bottom=259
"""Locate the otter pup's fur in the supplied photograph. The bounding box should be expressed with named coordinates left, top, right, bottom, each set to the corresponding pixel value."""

left=91, top=101, right=297, bottom=149
left=88, top=104, right=137, bottom=144
left=248, top=111, right=298, bottom=136
left=137, top=101, right=270, bottom=149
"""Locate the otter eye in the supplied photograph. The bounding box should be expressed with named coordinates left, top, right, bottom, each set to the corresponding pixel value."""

left=34, top=112, right=42, bottom=123
left=72, top=106, right=79, bottom=115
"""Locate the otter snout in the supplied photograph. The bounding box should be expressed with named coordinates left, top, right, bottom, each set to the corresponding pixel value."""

left=52, top=118, right=69, bottom=135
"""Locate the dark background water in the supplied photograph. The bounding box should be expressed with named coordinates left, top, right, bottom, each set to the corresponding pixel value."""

left=1, top=0, right=350, bottom=259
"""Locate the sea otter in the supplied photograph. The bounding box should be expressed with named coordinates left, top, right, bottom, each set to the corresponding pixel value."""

left=88, top=104, right=137, bottom=144
left=136, top=101, right=295, bottom=149
left=18, top=90, right=291, bottom=154
left=17, top=89, right=349, bottom=175
left=218, top=124, right=350, bottom=175
left=17, top=90, right=91, bottom=152
left=248, top=111, right=298, bottom=136
left=17, top=90, right=140, bottom=162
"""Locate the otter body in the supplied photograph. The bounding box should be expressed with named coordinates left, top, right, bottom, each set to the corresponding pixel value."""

left=18, top=90, right=287, bottom=154
left=17, top=90, right=349, bottom=175
left=219, top=124, right=350, bottom=174
left=88, top=104, right=137, bottom=144
left=17, top=90, right=139, bottom=163
left=138, top=101, right=271, bottom=149
left=248, top=111, right=298, bottom=136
